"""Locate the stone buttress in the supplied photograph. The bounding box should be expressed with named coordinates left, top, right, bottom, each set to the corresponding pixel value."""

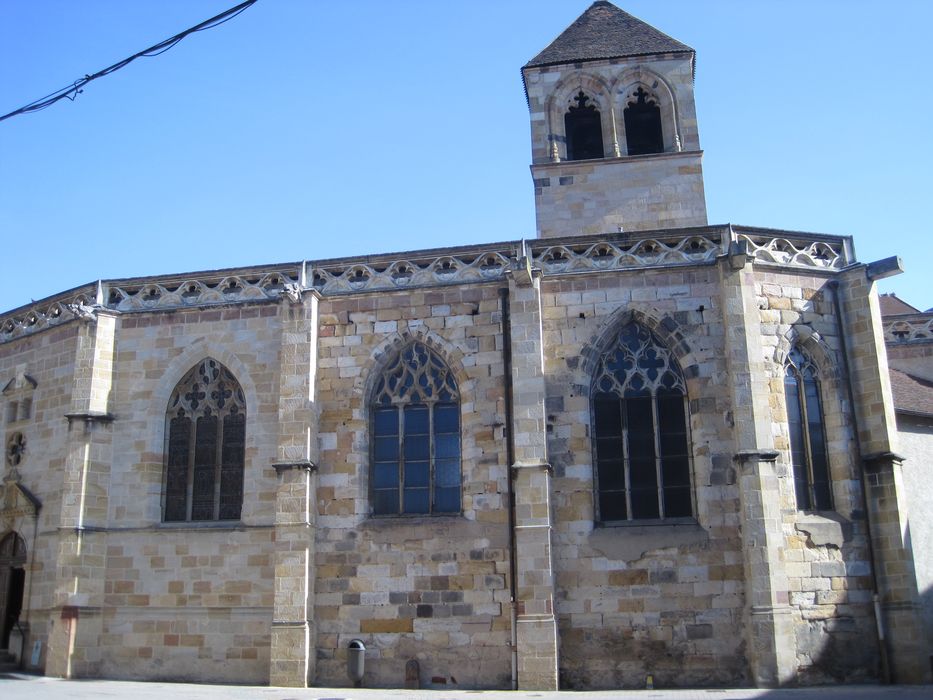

left=270, top=290, right=320, bottom=686
left=506, top=260, right=559, bottom=690
left=46, top=308, right=117, bottom=678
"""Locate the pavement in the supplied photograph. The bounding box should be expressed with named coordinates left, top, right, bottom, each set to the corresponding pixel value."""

left=2, top=674, right=933, bottom=700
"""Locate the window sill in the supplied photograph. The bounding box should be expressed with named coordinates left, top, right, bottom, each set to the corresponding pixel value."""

left=795, top=511, right=850, bottom=548
left=158, top=520, right=246, bottom=531
left=362, top=513, right=465, bottom=528
left=588, top=519, right=708, bottom=562
left=597, top=516, right=698, bottom=529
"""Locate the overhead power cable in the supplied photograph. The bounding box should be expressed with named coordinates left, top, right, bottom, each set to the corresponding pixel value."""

left=0, top=0, right=258, bottom=123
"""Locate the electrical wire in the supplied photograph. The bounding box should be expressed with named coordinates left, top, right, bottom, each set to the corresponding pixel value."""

left=0, top=0, right=258, bottom=123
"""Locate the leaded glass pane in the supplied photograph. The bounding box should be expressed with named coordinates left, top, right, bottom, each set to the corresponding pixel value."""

left=663, top=486, right=692, bottom=518
left=373, top=407, right=398, bottom=435
left=404, top=488, right=430, bottom=514
left=785, top=347, right=833, bottom=512
left=371, top=343, right=461, bottom=515
left=804, top=376, right=832, bottom=510
left=434, top=403, right=459, bottom=433
left=405, top=461, right=430, bottom=488
left=164, top=415, right=190, bottom=522
left=435, top=434, right=459, bottom=460
left=404, top=437, right=429, bottom=462
left=599, top=489, right=627, bottom=522
left=373, top=462, right=399, bottom=490
left=373, top=489, right=398, bottom=516
left=219, top=411, right=245, bottom=520
left=592, top=322, right=692, bottom=522
left=373, top=436, right=397, bottom=461
left=785, top=373, right=811, bottom=510
left=434, top=487, right=459, bottom=513
left=631, top=486, right=660, bottom=519
left=163, top=359, right=246, bottom=523
left=192, top=414, right=218, bottom=521
left=594, top=395, right=622, bottom=435
left=435, top=458, right=460, bottom=489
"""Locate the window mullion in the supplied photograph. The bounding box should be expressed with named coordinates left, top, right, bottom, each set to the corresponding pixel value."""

left=185, top=416, right=196, bottom=521
left=796, top=373, right=818, bottom=510
left=621, top=398, right=633, bottom=522
left=428, top=401, right=435, bottom=515
left=213, top=412, right=224, bottom=520
left=397, top=404, right=405, bottom=515
left=652, top=394, right=664, bottom=519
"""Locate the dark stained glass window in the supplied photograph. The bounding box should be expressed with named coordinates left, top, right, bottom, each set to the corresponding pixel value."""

left=784, top=348, right=832, bottom=511
left=564, top=91, right=604, bottom=161
left=371, top=342, right=460, bottom=516
left=163, top=359, right=246, bottom=522
left=592, top=322, right=693, bottom=523
left=624, top=86, right=664, bottom=156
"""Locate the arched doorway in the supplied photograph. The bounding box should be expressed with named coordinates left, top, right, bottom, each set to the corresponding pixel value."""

left=0, top=531, right=26, bottom=650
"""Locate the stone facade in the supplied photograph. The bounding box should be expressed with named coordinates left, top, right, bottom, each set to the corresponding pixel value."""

left=0, top=2, right=930, bottom=692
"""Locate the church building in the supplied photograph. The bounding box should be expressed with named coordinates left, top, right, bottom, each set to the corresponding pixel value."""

left=1, top=2, right=930, bottom=690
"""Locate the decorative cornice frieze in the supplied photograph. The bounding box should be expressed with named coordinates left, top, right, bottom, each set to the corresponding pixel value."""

left=732, top=226, right=851, bottom=270
left=884, top=314, right=933, bottom=344
left=0, top=226, right=857, bottom=344
left=105, top=269, right=301, bottom=312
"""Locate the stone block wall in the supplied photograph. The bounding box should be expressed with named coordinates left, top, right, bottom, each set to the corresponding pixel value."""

left=0, top=323, right=79, bottom=672
left=539, top=265, right=748, bottom=688
left=1, top=242, right=924, bottom=689
left=94, top=305, right=283, bottom=682
left=1, top=304, right=285, bottom=682
left=755, top=271, right=878, bottom=682
left=98, top=528, right=274, bottom=682
left=532, top=153, right=707, bottom=237
left=312, top=285, right=513, bottom=689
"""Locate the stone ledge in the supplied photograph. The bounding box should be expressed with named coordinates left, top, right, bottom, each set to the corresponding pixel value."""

left=795, top=512, right=851, bottom=548
left=588, top=520, right=708, bottom=562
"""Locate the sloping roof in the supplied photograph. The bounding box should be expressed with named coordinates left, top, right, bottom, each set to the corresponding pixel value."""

left=525, top=1, right=693, bottom=69
left=890, top=368, right=933, bottom=418
left=880, top=293, right=920, bottom=316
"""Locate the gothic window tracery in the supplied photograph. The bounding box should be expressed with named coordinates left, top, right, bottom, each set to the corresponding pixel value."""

left=371, top=342, right=460, bottom=516
left=3, top=373, right=36, bottom=425
left=5, top=433, right=25, bottom=468
left=564, top=90, right=604, bottom=161
left=784, top=347, right=832, bottom=511
left=623, top=86, right=664, bottom=155
left=592, top=322, right=693, bottom=522
left=163, top=359, right=246, bottom=522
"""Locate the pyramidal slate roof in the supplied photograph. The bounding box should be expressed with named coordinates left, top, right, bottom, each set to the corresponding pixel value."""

left=525, top=1, right=693, bottom=69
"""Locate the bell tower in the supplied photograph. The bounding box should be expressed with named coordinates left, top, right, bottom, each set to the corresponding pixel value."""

left=522, top=1, right=708, bottom=238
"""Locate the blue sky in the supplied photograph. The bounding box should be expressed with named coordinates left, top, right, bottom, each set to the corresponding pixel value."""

left=1, top=0, right=930, bottom=314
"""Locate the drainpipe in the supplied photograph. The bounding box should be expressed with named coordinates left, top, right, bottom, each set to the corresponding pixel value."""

left=499, top=285, right=519, bottom=691
left=827, top=278, right=891, bottom=684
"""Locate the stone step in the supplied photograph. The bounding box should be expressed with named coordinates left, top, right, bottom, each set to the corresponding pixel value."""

left=0, top=649, right=18, bottom=672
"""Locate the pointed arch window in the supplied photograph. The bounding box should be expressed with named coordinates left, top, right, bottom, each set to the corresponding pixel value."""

left=624, top=86, right=664, bottom=156
left=163, top=358, right=246, bottom=522
left=371, top=341, right=460, bottom=516
left=592, top=322, right=693, bottom=523
left=564, top=90, right=604, bottom=161
left=784, top=347, right=832, bottom=511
